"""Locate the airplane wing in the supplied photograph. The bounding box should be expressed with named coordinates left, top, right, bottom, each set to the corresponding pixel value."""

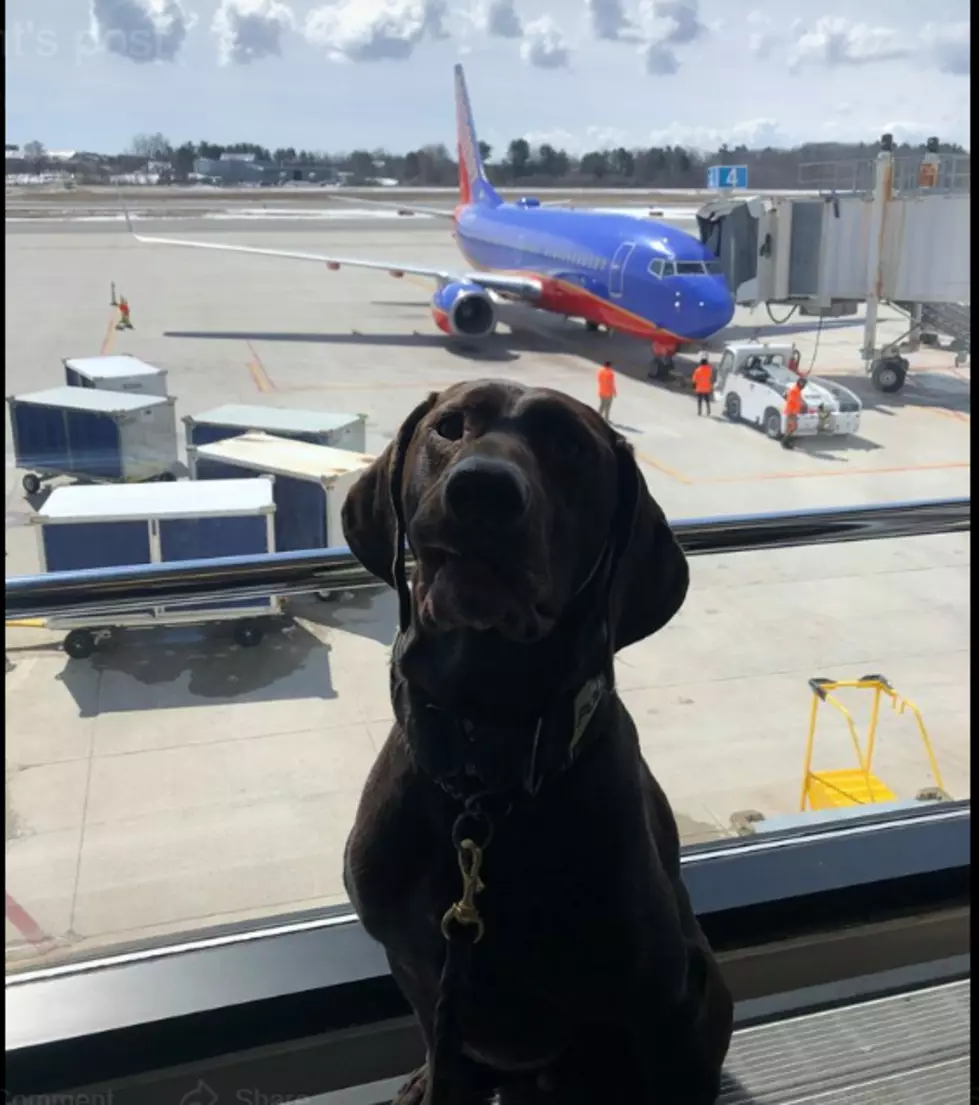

left=122, top=210, right=542, bottom=301
left=324, top=192, right=456, bottom=219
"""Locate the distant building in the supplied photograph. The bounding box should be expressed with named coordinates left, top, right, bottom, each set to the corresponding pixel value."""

left=278, top=161, right=337, bottom=184
left=193, top=153, right=274, bottom=184
left=192, top=153, right=338, bottom=186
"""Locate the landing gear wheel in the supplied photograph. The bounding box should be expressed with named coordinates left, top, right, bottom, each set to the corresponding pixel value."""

left=870, top=356, right=908, bottom=394
left=64, top=629, right=96, bottom=660
left=724, top=393, right=741, bottom=421
left=763, top=408, right=783, bottom=440
left=648, top=356, right=674, bottom=381
left=585, top=321, right=601, bottom=332
left=22, top=473, right=41, bottom=495
left=233, top=621, right=264, bottom=648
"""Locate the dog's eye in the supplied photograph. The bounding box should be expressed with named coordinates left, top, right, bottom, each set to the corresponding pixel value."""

left=435, top=411, right=465, bottom=441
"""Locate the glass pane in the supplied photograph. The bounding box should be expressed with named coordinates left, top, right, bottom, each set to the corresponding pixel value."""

left=4, top=135, right=971, bottom=976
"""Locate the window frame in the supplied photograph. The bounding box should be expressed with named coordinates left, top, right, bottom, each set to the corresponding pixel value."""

left=6, top=802, right=970, bottom=1100
left=4, top=498, right=971, bottom=1101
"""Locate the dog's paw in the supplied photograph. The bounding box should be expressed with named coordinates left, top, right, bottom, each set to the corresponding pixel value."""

left=392, top=1064, right=429, bottom=1105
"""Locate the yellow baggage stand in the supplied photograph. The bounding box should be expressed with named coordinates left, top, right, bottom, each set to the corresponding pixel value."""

left=800, top=675, right=947, bottom=812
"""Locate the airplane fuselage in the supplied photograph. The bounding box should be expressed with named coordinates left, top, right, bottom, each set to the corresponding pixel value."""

left=453, top=202, right=735, bottom=347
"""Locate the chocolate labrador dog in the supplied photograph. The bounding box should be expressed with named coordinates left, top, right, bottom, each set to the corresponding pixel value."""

left=341, top=380, right=732, bottom=1105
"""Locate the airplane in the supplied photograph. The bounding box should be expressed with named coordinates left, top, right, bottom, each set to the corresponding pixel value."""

left=124, top=64, right=736, bottom=375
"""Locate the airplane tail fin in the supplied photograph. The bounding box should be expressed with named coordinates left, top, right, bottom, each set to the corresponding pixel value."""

left=454, top=64, right=502, bottom=208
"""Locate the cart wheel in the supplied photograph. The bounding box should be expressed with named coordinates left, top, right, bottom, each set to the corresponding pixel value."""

left=763, top=408, right=783, bottom=439
left=22, top=473, right=41, bottom=495
left=233, top=621, right=264, bottom=648
left=64, top=629, right=96, bottom=660
left=724, top=393, right=741, bottom=421
left=314, top=590, right=340, bottom=602
left=156, top=471, right=177, bottom=483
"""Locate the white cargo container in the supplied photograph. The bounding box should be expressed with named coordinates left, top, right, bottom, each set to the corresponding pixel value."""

left=184, top=404, right=367, bottom=453
left=189, top=431, right=373, bottom=552
left=8, top=386, right=180, bottom=494
left=64, top=354, right=169, bottom=397
left=33, top=478, right=280, bottom=658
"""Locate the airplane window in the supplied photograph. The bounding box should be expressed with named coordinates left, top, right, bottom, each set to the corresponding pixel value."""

left=676, top=261, right=707, bottom=275
left=649, top=259, right=665, bottom=278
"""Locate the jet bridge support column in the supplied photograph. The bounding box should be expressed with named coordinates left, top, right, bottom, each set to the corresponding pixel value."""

left=863, top=135, right=911, bottom=394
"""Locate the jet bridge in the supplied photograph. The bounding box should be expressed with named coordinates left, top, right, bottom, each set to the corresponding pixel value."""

left=698, top=140, right=970, bottom=393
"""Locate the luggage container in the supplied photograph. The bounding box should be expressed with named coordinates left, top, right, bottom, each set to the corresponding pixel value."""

left=183, top=404, right=367, bottom=453
left=64, top=354, right=169, bottom=397
left=32, top=478, right=279, bottom=658
left=8, top=387, right=180, bottom=495
left=189, top=431, right=373, bottom=551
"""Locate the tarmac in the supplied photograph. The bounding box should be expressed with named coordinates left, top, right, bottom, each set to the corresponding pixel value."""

left=4, top=202, right=971, bottom=969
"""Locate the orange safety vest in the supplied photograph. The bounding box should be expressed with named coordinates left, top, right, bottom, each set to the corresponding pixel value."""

left=597, top=367, right=616, bottom=399
left=692, top=363, right=713, bottom=394
left=784, top=387, right=805, bottom=416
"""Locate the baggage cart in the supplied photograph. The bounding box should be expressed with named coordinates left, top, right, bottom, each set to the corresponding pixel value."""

left=31, top=478, right=279, bottom=658
left=8, top=387, right=180, bottom=495
left=183, top=404, right=367, bottom=453
left=190, top=432, right=373, bottom=601
left=64, top=354, right=169, bottom=397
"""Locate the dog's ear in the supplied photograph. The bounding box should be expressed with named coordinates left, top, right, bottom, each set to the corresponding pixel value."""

left=341, top=393, right=439, bottom=587
left=607, top=436, right=689, bottom=653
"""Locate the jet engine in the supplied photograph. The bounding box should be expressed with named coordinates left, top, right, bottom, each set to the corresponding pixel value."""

left=431, top=281, right=497, bottom=339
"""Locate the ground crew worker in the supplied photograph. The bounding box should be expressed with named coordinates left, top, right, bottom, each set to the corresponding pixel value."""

left=782, top=378, right=806, bottom=449
left=116, top=295, right=134, bottom=331
left=597, top=360, right=616, bottom=421
left=691, top=354, right=714, bottom=416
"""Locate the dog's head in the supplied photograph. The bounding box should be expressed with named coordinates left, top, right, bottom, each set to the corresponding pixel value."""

left=342, top=380, right=688, bottom=652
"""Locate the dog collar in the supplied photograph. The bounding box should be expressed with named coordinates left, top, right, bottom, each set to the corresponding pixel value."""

left=391, top=630, right=611, bottom=801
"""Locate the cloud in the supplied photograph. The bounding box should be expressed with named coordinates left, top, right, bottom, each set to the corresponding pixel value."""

left=520, top=16, right=570, bottom=69
left=212, top=0, right=293, bottom=65
left=746, top=9, right=776, bottom=60
left=303, top=0, right=448, bottom=62
left=523, top=124, right=629, bottom=154
left=473, top=0, right=522, bottom=39
left=586, top=0, right=639, bottom=42
left=88, top=0, right=192, bottom=63
left=921, top=21, right=970, bottom=75
left=648, top=118, right=789, bottom=151
left=637, top=0, right=707, bottom=74
left=788, top=16, right=909, bottom=70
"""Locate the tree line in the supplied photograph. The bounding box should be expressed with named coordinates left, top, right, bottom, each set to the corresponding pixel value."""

left=16, top=131, right=969, bottom=191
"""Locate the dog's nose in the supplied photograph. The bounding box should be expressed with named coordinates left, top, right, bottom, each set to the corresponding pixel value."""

left=443, top=455, right=530, bottom=525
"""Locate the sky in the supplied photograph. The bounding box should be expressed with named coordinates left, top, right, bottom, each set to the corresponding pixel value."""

left=4, top=0, right=972, bottom=156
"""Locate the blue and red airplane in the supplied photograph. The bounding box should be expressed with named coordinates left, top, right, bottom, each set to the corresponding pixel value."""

left=126, top=64, right=735, bottom=368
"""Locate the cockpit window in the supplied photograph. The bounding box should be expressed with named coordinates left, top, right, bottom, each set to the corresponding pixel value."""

left=661, top=261, right=676, bottom=277
left=676, top=261, right=707, bottom=275
left=649, top=259, right=665, bottom=278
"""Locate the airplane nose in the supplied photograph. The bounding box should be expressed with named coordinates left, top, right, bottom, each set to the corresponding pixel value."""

left=682, top=283, right=735, bottom=338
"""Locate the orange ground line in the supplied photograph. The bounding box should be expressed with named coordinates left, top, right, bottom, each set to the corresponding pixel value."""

left=273, top=380, right=453, bottom=392
left=245, top=340, right=275, bottom=393
left=699, top=459, right=971, bottom=485
left=99, top=310, right=117, bottom=355
left=634, top=451, right=694, bottom=485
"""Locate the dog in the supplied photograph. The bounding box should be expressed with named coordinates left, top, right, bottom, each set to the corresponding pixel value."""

left=341, top=380, right=733, bottom=1105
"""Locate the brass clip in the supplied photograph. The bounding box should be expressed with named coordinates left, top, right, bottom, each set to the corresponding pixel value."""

left=440, top=838, right=486, bottom=943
